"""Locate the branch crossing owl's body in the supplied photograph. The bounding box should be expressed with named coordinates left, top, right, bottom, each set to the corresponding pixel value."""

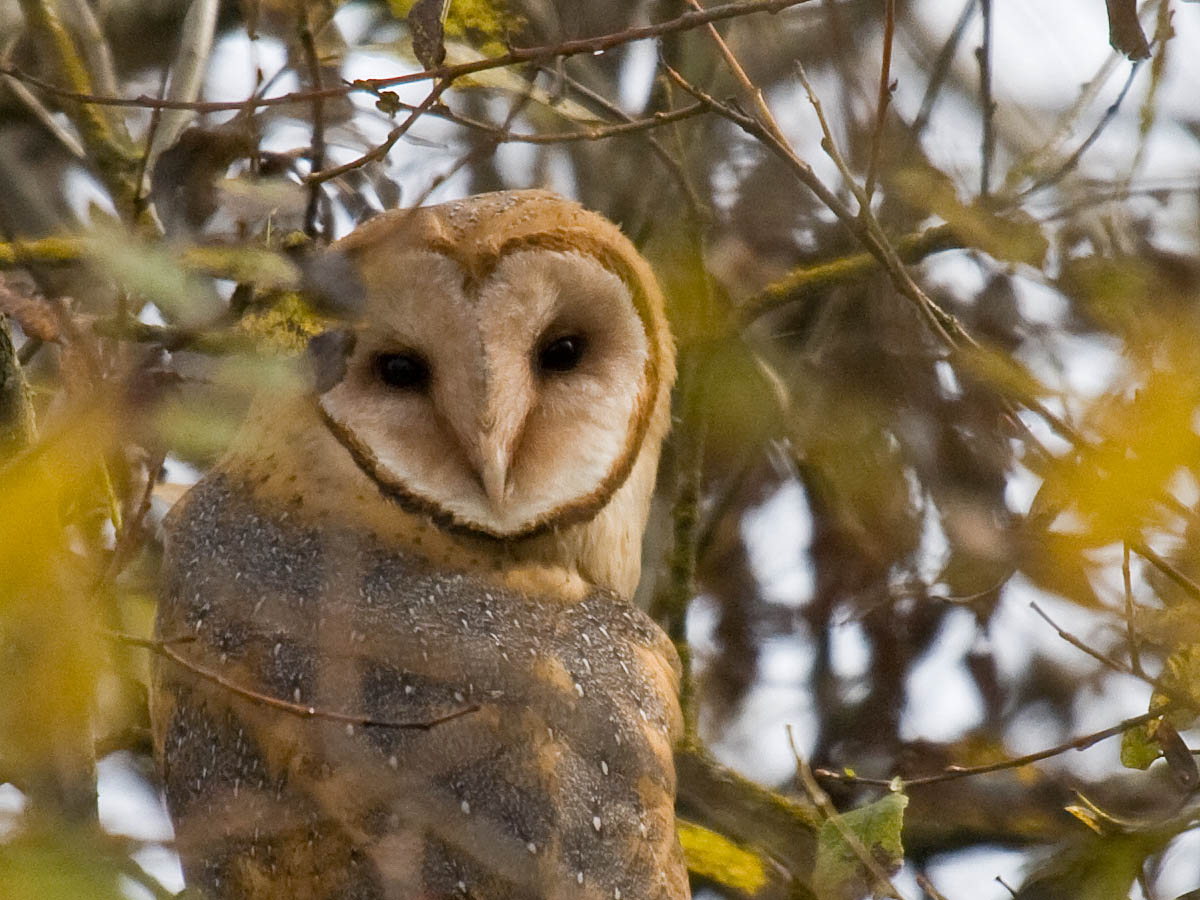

left=152, top=191, right=688, bottom=899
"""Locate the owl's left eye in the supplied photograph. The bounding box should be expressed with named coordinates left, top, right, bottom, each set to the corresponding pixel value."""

left=537, top=335, right=586, bottom=374
left=376, top=352, right=431, bottom=391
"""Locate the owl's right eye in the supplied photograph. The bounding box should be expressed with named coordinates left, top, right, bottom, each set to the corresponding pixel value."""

left=376, top=352, right=431, bottom=391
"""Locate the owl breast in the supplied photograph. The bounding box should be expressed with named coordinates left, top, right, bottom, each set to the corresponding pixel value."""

left=152, top=474, right=688, bottom=900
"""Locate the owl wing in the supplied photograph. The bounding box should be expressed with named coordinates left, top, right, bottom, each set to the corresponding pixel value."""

left=152, top=473, right=689, bottom=900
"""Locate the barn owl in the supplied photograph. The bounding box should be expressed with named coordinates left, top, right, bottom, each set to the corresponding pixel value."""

left=151, top=190, right=689, bottom=899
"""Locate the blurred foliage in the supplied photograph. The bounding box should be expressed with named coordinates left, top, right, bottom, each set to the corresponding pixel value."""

left=678, top=820, right=772, bottom=897
left=2, top=0, right=1200, bottom=898
left=812, top=791, right=908, bottom=900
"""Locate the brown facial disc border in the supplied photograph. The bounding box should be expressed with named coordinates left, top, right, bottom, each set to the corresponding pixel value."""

left=316, top=234, right=665, bottom=543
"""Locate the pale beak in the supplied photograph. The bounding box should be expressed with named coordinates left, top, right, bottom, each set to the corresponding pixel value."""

left=476, top=433, right=511, bottom=509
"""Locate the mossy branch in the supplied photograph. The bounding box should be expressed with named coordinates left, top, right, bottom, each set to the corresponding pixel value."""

left=737, top=223, right=962, bottom=325
left=0, top=235, right=86, bottom=269
left=677, top=739, right=821, bottom=886
left=17, top=0, right=139, bottom=216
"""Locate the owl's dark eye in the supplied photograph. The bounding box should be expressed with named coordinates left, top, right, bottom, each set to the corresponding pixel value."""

left=537, top=335, right=586, bottom=374
left=376, top=352, right=430, bottom=390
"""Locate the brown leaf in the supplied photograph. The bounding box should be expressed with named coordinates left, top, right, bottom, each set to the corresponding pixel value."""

left=0, top=280, right=62, bottom=343
left=1105, top=0, right=1151, bottom=60
left=150, top=121, right=260, bottom=235
left=409, top=0, right=450, bottom=69
left=1153, top=720, right=1199, bottom=791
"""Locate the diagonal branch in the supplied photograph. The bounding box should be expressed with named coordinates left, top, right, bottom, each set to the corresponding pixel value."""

left=864, top=0, right=896, bottom=199
left=305, top=79, right=451, bottom=185
left=111, top=631, right=480, bottom=731
left=814, top=708, right=1167, bottom=789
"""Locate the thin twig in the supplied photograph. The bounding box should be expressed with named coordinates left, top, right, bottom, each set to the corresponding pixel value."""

left=977, top=0, right=995, bottom=198
left=1021, top=60, right=1143, bottom=197
left=999, top=48, right=1123, bottom=198
left=404, top=81, right=535, bottom=209
left=684, top=0, right=790, bottom=148
left=110, top=631, right=480, bottom=731
left=1131, top=540, right=1200, bottom=604
left=814, top=707, right=1165, bottom=788
left=0, top=0, right=813, bottom=113
left=664, top=59, right=964, bottom=350
left=917, top=873, right=954, bottom=900
left=399, top=98, right=708, bottom=144
left=1123, top=541, right=1145, bottom=677
left=99, top=451, right=165, bottom=587
left=1028, top=600, right=1140, bottom=679
left=794, top=60, right=967, bottom=348
left=864, top=0, right=896, bottom=199
left=133, top=67, right=171, bottom=220
left=306, top=79, right=450, bottom=185
left=0, top=32, right=86, bottom=159
left=662, top=65, right=853, bottom=238
left=298, top=7, right=328, bottom=237
left=536, top=65, right=709, bottom=222
left=712, top=18, right=972, bottom=357
left=908, top=0, right=977, bottom=147
left=788, top=726, right=906, bottom=900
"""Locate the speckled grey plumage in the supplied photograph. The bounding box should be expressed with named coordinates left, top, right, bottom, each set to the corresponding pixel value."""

left=153, top=473, right=686, bottom=900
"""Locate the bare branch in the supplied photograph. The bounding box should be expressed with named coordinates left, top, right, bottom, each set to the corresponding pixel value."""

left=1029, top=601, right=1141, bottom=679
left=0, top=0, right=814, bottom=113
left=1131, top=541, right=1200, bottom=605
left=908, top=0, right=977, bottom=146
left=306, top=79, right=451, bottom=185
left=815, top=708, right=1166, bottom=788
left=1022, top=60, right=1143, bottom=196
left=110, top=631, right=480, bottom=731
left=864, top=0, right=897, bottom=199
left=976, top=0, right=995, bottom=198
left=298, top=7, right=329, bottom=236
left=789, top=726, right=906, bottom=900
left=1123, top=542, right=1145, bottom=677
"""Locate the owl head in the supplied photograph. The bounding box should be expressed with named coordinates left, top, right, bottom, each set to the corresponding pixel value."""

left=303, top=190, right=676, bottom=550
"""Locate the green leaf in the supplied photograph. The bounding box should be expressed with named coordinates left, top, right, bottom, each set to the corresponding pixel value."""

left=0, top=830, right=128, bottom=900
left=813, top=791, right=908, bottom=900
left=1120, top=723, right=1161, bottom=770
left=1018, top=831, right=1175, bottom=900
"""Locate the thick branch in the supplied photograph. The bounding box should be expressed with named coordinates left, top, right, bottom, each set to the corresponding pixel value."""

left=16, top=0, right=138, bottom=215
left=676, top=739, right=820, bottom=879
left=737, top=224, right=962, bottom=325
